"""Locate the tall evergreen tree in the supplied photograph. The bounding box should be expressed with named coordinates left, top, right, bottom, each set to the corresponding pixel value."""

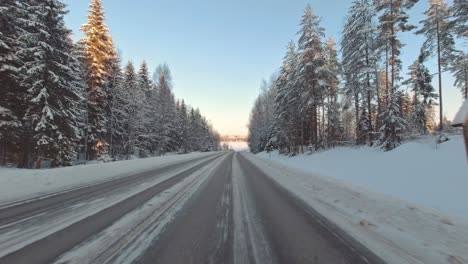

left=404, top=50, right=438, bottom=134
left=323, top=38, right=342, bottom=146
left=176, top=100, right=190, bottom=153
left=416, top=0, right=455, bottom=131
left=342, top=0, right=378, bottom=145
left=297, top=5, right=325, bottom=149
left=154, top=63, right=177, bottom=154
left=80, top=0, right=116, bottom=159
left=376, top=0, right=418, bottom=90
left=274, top=41, right=300, bottom=153
left=105, top=55, right=124, bottom=158
left=121, top=61, right=147, bottom=158
left=138, top=61, right=152, bottom=93
left=450, top=0, right=467, bottom=39
left=22, top=0, right=84, bottom=167
left=0, top=0, right=25, bottom=164
left=375, top=0, right=417, bottom=150
left=136, top=61, right=152, bottom=154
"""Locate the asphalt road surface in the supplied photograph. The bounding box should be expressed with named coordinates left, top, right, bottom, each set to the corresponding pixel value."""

left=0, top=152, right=385, bottom=264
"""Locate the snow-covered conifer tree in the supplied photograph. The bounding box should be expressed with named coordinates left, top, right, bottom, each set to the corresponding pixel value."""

left=22, top=0, right=84, bottom=167
left=80, top=0, right=117, bottom=159
left=341, top=0, right=378, bottom=145
left=416, top=0, right=455, bottom=131
left=378, top=92, right=407, bottom=151
left=297, top=5, right=325, bottom=149
left=450, top=0, right=467, bottom=38
left=0, top=0, right=25, bottom=164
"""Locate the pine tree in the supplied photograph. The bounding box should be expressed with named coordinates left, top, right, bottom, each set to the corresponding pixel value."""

left=80, top=0, right=117, bottom=160
left=22, top=0, right=84, bottom=167
left=447, top=50, right=467, bottom=99
left=416, top=0, right=455, bottom=131
left=323, top=38, right=342, bottom=147
left=375, top=0, right=417, bottom=149
left=376, top=0, right=418, bottom=90
left=450, top=0, right=467, bottom=38
left=342, top=0, right=378, bottom=145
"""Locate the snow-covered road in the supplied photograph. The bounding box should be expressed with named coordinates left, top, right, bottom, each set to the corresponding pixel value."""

left=0, top=151, right=464, bottom=264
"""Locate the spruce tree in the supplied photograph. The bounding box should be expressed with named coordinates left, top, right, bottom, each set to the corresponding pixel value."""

left=80, top=0, right=117, bottom=160
left=177, top=100, right=190, bottom=153
left=121, top=61, right=147, bottom=158
left=22, top=0, right=84, bottom=167
left=154, top=64, right=177, bottom=154
left=138, top=61, right=152, bottom=93
left=0, top=0, right=25, bottom=164
left=274, top=41, right=299, bottom=153
left=378, top=92, right=407, bottom=151
left=135, top=61, right=152, bottom=154
left=404, top=50, right=437, bottom=134
left=105, top=55, right=124, bottom=158
left=297, top=5, right=325, bottom=149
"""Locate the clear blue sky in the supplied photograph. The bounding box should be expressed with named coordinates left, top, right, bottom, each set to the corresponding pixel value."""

left=62, top=0, right=463, bottom=136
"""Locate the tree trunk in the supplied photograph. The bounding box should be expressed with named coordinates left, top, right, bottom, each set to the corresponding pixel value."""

left=365, top=43, right=373, bottom=145
left=311, top=81, right=318, bottom=148
left=385, top=38, right=389, bottom=97
left=464, top=65, right=467, bottom=100
left=390, top=0, right=395, bottom=91
left=375, top=69, right=382, bottom=132
left=437, top=20, right=443, bottom=131
left=354, top=87, right=360, bottom=145
left=463, top=121, right=468, bottom=162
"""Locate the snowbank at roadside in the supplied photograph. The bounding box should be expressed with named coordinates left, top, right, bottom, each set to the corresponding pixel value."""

left=0, top=152, right=216, bottom=204
left=244, top=142, right=468, bottom=264
left=256, top=136, right=468, bottom=219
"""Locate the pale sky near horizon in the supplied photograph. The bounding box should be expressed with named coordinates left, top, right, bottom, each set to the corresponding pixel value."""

left=62, top=0, right=464, bottom=136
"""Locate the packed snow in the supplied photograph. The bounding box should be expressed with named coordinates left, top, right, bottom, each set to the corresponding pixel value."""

left=0, top=152, right=216, bottom=205
left=245, top=136, right=468, bottom=264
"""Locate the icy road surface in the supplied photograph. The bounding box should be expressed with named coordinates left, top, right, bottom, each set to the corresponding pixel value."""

left=0, top=152, right=386, bottom=264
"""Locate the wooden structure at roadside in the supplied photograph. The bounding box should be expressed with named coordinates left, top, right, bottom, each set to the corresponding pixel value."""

left=452, top=100, right=468, bottom=161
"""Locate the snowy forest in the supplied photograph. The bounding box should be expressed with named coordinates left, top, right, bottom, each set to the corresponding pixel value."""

left=248, top=0, right=467, bottom=154
left=0, top=0, right=221, bottom=168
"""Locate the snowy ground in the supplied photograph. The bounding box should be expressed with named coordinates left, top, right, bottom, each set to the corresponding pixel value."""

left=256, top=135, right=468, bottom=219
left=0, top=152, right=215, bottom=205
left=246, top=135, right=468, bottom=264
